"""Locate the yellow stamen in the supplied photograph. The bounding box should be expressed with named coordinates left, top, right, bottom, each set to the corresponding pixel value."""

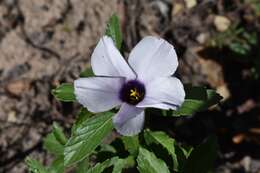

left=130, top=88, right=140, bottom=100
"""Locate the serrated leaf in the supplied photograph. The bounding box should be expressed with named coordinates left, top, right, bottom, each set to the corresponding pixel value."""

left=64, top=112, right=114, bottom=166
left=43, top=133, right=64, bottom=156
left=173, top=89, right=222, bottom=116
left=183, top=136, right=217, bottom=173
left=144, top=130, right=179, bottom=171
left=121, top=135, right=139, bottom=156
left=105, top=14, right=123, bottom=50
left=86, top=157, right=118, bottom=173
left=52, top=83, right=75, bottom=102
left=53, top=122, right=67, bottom=145
left=26, top=157, right=48, bottom=173
left=137, top=147, right=170, bottom=173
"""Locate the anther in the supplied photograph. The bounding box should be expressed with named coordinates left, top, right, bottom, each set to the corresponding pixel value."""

left=119, top=80, right=145, bottom=105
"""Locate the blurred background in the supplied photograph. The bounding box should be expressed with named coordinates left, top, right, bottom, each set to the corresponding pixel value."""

left=0, top=0, right=260, bottom=172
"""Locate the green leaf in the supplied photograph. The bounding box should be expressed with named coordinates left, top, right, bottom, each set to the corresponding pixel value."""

left=43, top=123, right=67, bottom=156
left=112, top=156, right=135, bottom=173
left=72, top=107, right=93, bottom=135
left=76, top=158, right=89, bottom=173
left=53, top=122, right=67, bottom=145
left=26, top=157, right=48, bottom=173
left=80, top=66, right=94, bottom=78
left=99, top=143, right=117, bottom=153
left=183, top=136, right=217, bottom=173
left=174, top=144, right=189, bottom=172
left=86, top=157, right=118, bottom=173
left=43, top=133, right=64, bottom=156
left=243, top=32, right=257, bottom=45
left=121, top=135, right=139, bottom=156
left=173, top=89, right=222, bottom=116
left=112, top=159, right=126, bottom=173
left=64, top=112, right=114, bottom=166
left=49, top=157, right=64, bottom=173
left=52, top=83, right=75, bottom=102
left=144, top=130, right=179, bottom=171
left=105, top=14, right=123, bottom=50
left=180, top=146, right=193, bottom=158
left=206, top=89, right=223, bottom=106
left=173, top=99, right=206, bottom=116
left=137, top=147, right=170, bottom=173
left=184, top=85, right=207, bottom=100
left=229, top=42, right=247, bottom=55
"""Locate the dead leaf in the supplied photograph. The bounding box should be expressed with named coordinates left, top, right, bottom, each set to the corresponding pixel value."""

left=233, top=133, right=246, bottom=144
left=184, top=0, right=197, bottom=9
left=5, top=79, right=31, bottom=97
left=7, top=111, right=17, bottom=123
left=172, top=3, right=184, bottom=15
left=214, top=15, right=231, bottom=32
left=237, top=99, right=256, bottom=114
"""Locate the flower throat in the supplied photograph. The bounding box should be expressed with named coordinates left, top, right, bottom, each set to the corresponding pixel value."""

left=119, top=80, right=145, bottom=105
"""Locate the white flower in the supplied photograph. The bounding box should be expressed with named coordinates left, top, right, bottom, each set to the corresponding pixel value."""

left=74, top=36, right=185, bottom=136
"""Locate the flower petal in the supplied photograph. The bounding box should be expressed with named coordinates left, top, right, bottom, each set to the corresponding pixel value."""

left=74, top=77, right=125, bottom=113
left=113, top=104, right=144, bottom=136
left=128, top=36, right=178, bottom=82
left=137, top=77, right=185, bottom=110
left=91, top=36, right=136, bottom=79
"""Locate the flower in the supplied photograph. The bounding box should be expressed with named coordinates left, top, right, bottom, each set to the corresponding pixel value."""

left=74, top=36, right=185, bottom=136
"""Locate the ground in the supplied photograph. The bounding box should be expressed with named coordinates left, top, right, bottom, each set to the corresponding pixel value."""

left=0, top=0, right=260, bottom=172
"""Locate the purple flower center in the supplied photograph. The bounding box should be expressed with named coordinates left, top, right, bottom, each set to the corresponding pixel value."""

left=119, top=80, right=146, bottom=105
